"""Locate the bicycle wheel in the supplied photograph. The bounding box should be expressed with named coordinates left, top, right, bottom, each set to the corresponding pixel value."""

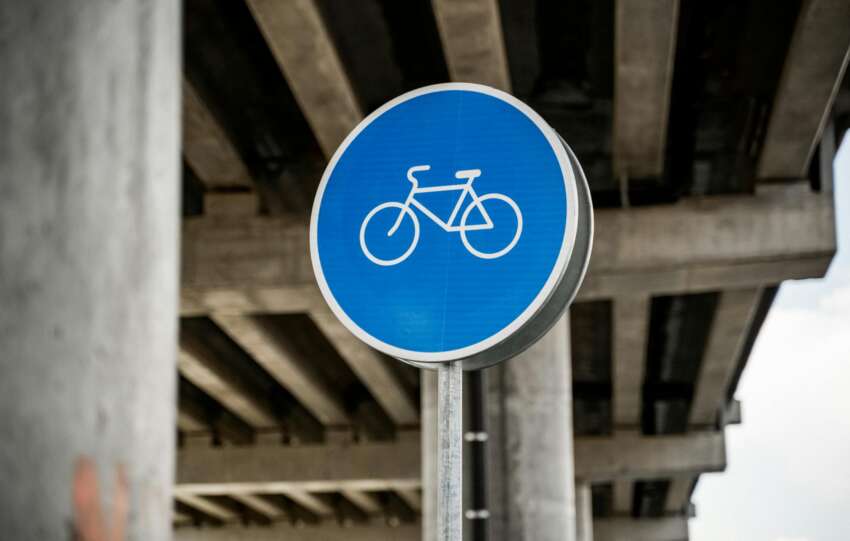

left=460, top=194, right=523, bottom=259
left=359, top=202, right=420, bottom=266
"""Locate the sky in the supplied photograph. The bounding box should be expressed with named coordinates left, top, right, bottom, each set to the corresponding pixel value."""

left=690, top=139, right=850, bottom=541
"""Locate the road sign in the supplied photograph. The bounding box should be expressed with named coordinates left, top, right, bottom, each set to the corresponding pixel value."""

left=311, top=83, right=592, bottom=369
left=311, top=83, right=594, bottom=541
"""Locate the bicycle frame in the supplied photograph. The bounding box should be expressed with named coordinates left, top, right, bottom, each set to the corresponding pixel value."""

left=388, top=178, right=494, bottom=236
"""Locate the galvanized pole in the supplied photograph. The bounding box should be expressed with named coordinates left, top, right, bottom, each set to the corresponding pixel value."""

left=437, top=361, right=463, bottom=540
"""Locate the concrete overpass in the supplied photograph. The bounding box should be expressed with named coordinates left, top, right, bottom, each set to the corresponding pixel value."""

left=2, top=0, right=848, bottom=540
left=172, top=0, right=848, bottom=539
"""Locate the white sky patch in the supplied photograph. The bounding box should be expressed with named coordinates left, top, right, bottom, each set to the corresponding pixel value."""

left=690, top=140, right=850, bottom=541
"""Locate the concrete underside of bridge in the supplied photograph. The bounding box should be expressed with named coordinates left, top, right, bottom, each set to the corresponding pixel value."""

left=1, top=0, right=849, bottom=540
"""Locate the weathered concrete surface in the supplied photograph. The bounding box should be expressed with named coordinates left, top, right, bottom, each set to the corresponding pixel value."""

left=758, top=0, right=850, bottom=179
left=594, top=517, right=688, bottom=541
left=0, top=1, right=180, bottom=539
left=575, top=431, right=726, bottom=483
left=575, top=482, right=594, bottom=541
left=178, top=338, right=279, bottom=428
left=174, top=494, right=237, bottom=522
left=212, top=314, right=349, bottom=426
left=664, top=474, right=695, bottom=514
left=246, top=0, right=362, bottom=158
left=488, top=316, right=576, bottom=541
left=614, top=0, right=679, bottom=179
left=175, top=441, right=420, bottom=494
left=612, top=480, right=633, bottom=515
left=182, top=78, right=252, bottom=190
left=612, top=295, right=650, bottom=428
left=689, top=288, right=762, bottom=427
left=312, top=310, right=419, bottom=426
left=582, top=183, right=835, bottom=299
left=433, top=0, right=511, bottom=91
left=175, top=523, right=422, bottom=541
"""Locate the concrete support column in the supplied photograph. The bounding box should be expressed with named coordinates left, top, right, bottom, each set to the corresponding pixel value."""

left=575, top=482, right=594, bottom=541
left=0, top=1, right=180, bottom=539
left=488, top=315, right=576, bottom=540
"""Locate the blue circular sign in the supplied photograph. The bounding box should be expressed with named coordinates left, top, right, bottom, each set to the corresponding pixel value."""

left=311, top=84, right=578, bottom=363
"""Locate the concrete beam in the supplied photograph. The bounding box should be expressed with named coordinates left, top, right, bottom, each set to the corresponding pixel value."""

left=594, top=517, right=688, bottom=541
left=203, top=192, right=259, bottom=218
left=179, top=336, right=279, bottom=428
left=245, top=0, right=362, bottom=158
left=312, top=311, right=419, bottom=426
left=432, top=0, right=511, bottom=91
left=580, top=183, right=835, bottom=300
left=397, top=488, right=422, bottom=512
left=174, top=523, right=421, bottom=541
left=575, top=482, right=594, bottom=541
left=612, top=295, right=650, bottom=428
left=212, top=314, right=349, bottom=426
left=757, top=0, right=850, bottom=179
left=723, top=399, right=742, bottom=426
left=283, top=488, right=335, bottom=517
left=818, top=117, right=837, bottom=192
left=177, top=402, right=208, bottom=433
left=229, top=493, right=283, bottom=520
left=180, top=214, right=317, bottom=316
left=174, top=494, right=237, bottom=522
left=614, top=0, right=679, bottom=179
left=342, top=489, right=383, bottom=515
left=574, top=432, right=726, bottom=483
left=612, top=480, right=633, bottom=515
left=689, top=288, right=762, bottom=427
left=173, top=510, right=193, bottom=526
left=176, top=441, right=420, bottom=494
left=180, top=184, right=834, bottom=315
left=182, top=78, right=252, bottom=190
left=178, top=378, right=256, bottom=444
left=664, top=475, right=695, bottom=515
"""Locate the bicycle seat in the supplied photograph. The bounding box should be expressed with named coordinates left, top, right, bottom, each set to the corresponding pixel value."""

left=455, top=169, right=482, bottom=180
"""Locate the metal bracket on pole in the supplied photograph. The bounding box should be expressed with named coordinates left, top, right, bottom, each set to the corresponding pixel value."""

left=437, top=361, right=463, bottom=540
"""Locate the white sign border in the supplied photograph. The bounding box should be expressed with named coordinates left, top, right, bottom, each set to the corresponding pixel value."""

left=310, top=83, right=579, bottom=363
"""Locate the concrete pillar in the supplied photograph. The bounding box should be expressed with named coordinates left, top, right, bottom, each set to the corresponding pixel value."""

left=0, top=1, right=180, bottom=539
left=422, top=370, right=438, bottom=541
left=575, top=482, right=594, bottom=541
left=488, top=315, right=576, bottom=540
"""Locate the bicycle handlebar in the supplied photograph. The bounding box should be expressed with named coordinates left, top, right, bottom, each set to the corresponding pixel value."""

left=407, top=165, right=431, bottom=185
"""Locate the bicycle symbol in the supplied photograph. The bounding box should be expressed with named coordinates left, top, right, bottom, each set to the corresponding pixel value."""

left=360, top=165, right=523, bottom=266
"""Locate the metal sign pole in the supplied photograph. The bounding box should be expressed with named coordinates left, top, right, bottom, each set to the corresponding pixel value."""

left=437, top=361, right=463, bottom=540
